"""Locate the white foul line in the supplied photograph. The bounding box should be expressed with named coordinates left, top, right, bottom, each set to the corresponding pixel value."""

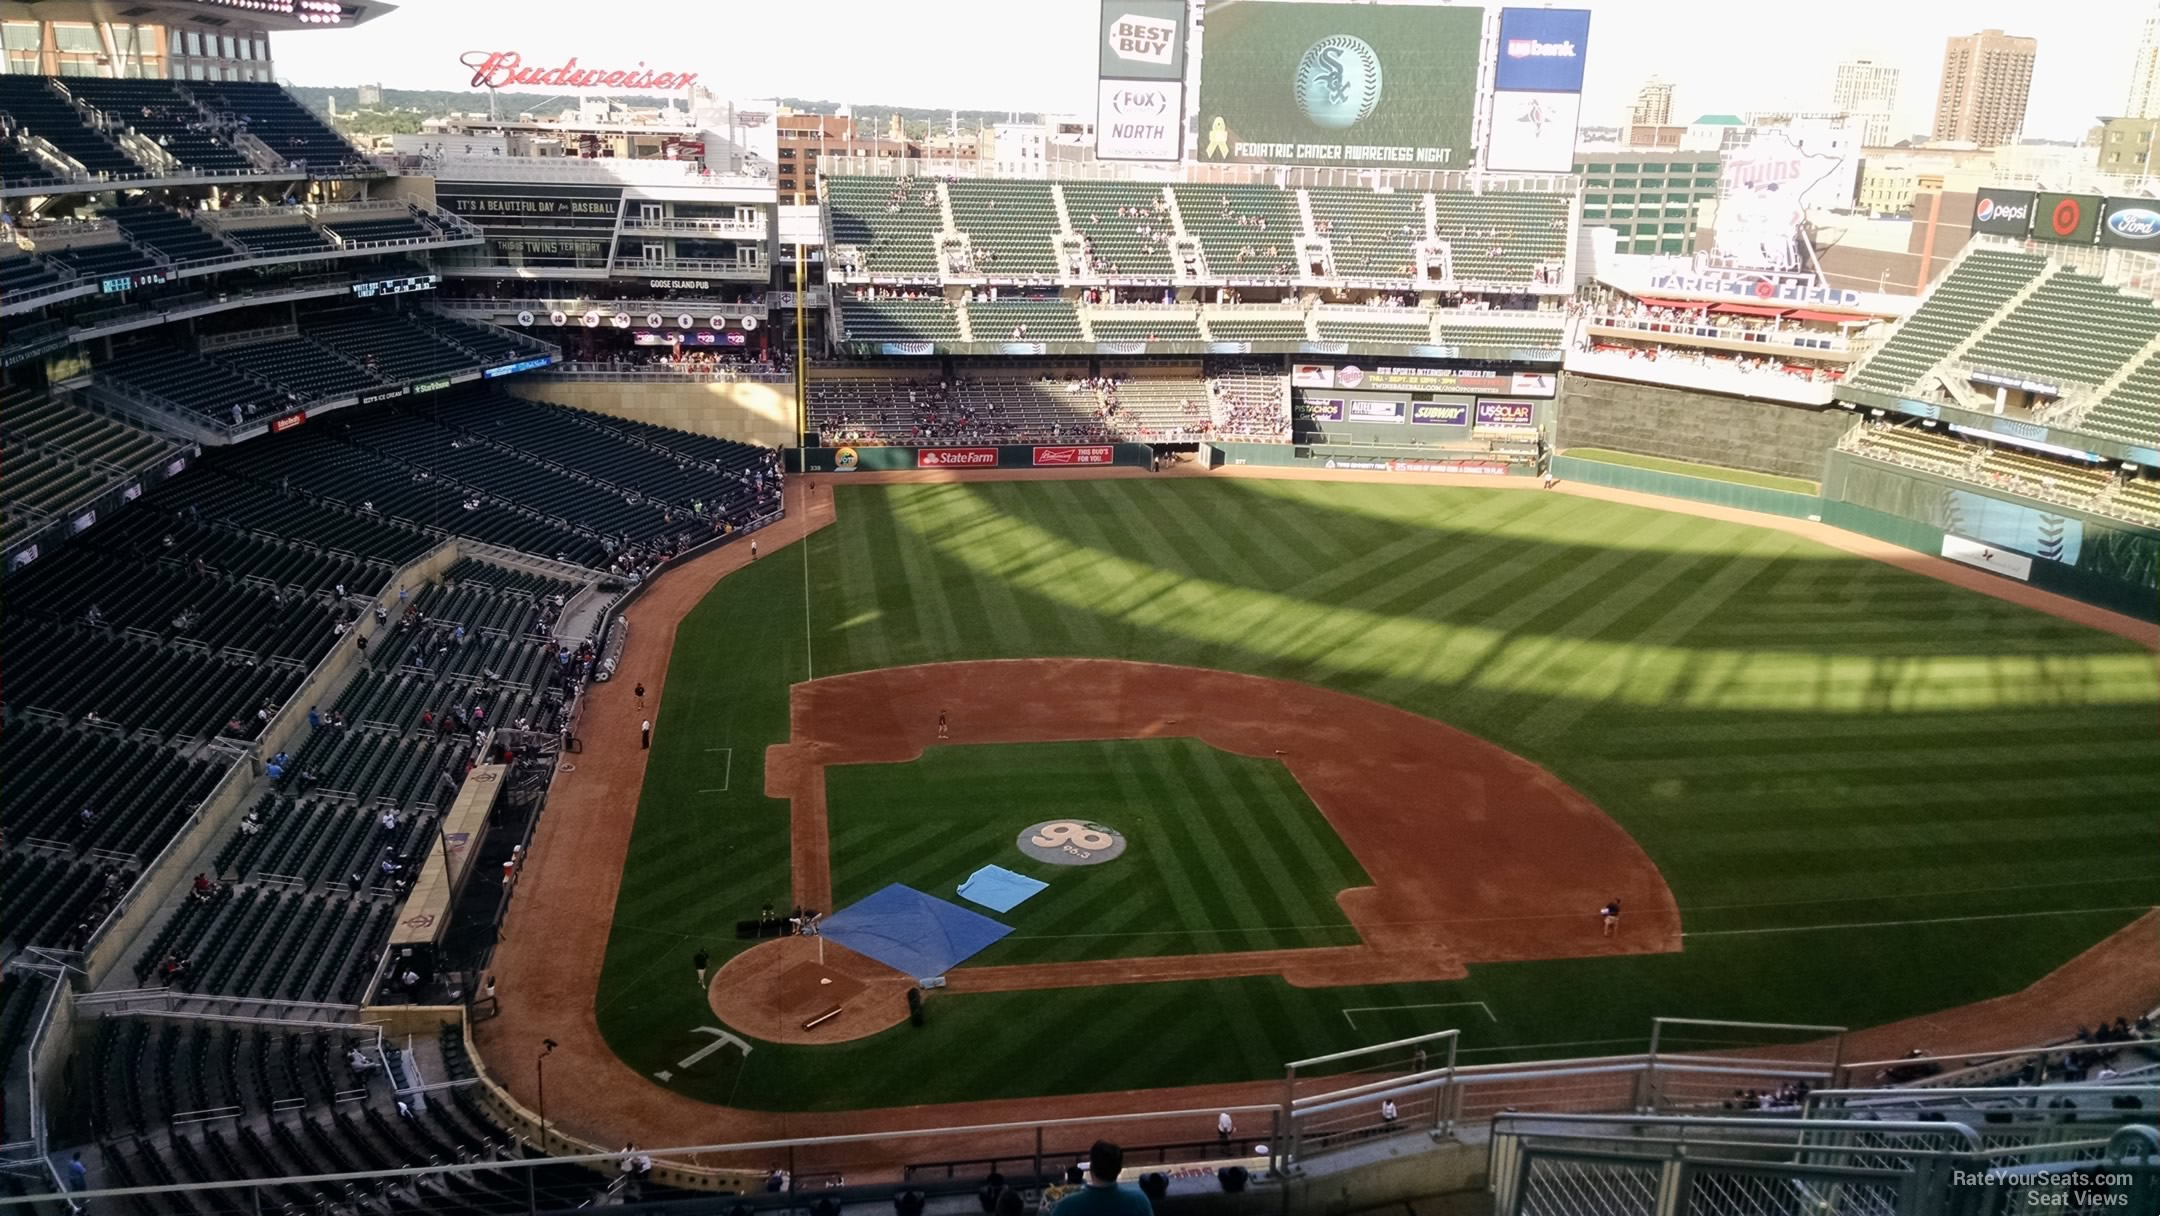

left=699, top=747, right=732, bottom=793
left=653, top=1026, right=753, bottom=1081
left=1681, top=906, right=2154, bottom=939
left=1341, top=1000, right=1498, bottom=1031
left=800, top=479, right=814, bottom=683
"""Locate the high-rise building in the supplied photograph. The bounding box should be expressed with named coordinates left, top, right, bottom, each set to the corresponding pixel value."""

left=1832, top=59, right=1900, bottom=147
left=1931, top=29, right=2037, bottom=147
left=1631, top=77, right=1675, bottom=128
left=2127, top=7, right=2160, bottom=120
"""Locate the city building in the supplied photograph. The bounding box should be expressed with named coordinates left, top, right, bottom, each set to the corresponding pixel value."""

left=1631, top=77, right=1675, bottom=128
left=773, top=111, right=915, bottom=200
left=1573, top=151, right=1723, bottom=257
left=1832, top=59, right=1900, bottom=147
left=2128, top=6, right=2160, bottom=120
left=2098, top=116, right=2160, bottom=176
left=1931, top=29, right=2037, bottom=147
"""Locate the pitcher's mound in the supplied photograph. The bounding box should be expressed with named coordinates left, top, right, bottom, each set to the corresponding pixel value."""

left=708, top=936, right=915, bottom=1044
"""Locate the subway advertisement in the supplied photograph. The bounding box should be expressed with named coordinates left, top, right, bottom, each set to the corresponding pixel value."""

left=1195, top=0, right=1482, bottom=169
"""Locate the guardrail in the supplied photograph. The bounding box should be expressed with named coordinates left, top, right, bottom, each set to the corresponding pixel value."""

left=1586, top=312, right=1859, bottom=352
left=536, top=362, right=793, bottom=383
left=1564, top=345, right=1843, bottom=406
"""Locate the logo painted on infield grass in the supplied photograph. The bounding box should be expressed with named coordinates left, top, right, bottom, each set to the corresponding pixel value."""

left=1018, top=819, right=1127, bottom=866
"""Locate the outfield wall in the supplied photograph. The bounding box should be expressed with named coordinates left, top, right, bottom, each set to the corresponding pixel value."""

left=1823, top=452, right=2160, bottom=622
left=506, top=377, right=797, bottom=449
left=803, top=443, right=1156, bottom=472
left=1549, top=455, right=1820, bottom=518
left=1555, top=375, right=1850, bottom=482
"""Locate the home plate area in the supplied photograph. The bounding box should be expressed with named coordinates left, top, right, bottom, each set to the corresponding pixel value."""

left=706, top=883, right=1021, bottom=1045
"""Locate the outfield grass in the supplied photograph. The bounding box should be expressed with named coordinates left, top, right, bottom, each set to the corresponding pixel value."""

left=827, top=740, right=1369, bottom=965
left=1564, top=447, right=1820, bottom=494
left=598, top=479, right=2160, bottom=1111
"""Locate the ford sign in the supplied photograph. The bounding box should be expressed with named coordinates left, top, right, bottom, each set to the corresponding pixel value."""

left=2106, top=207, right=2160, bottom=242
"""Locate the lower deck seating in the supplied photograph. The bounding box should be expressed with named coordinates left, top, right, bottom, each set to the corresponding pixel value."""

left=74, top=1013, right=682, bottom=1213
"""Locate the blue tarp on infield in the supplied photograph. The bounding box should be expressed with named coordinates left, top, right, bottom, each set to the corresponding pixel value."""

left=957, top=865, right=1049, bottom=914
left=819, top=883, right=1014, bottom=979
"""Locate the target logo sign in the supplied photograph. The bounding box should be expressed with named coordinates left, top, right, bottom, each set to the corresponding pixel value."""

left=2050, top=196, right=2084, bottom=238
left=1017, top=819, right=1128, bottom=866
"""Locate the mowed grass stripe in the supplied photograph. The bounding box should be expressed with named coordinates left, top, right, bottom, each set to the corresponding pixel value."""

left=1515, top=529, right=1792, bottom=740
left=1153, top=742, right=1295, bottom=952
left=601, top=480, right=2160, bottom=1112
left=822, top=740, right=1362, bottom=962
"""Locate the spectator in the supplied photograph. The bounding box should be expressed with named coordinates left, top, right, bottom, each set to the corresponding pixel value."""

left=1049, top=1140, right=1150, bottom=1214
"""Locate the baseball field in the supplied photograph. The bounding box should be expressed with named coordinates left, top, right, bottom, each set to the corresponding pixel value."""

left=592, top=476, right=2160, bottom=1113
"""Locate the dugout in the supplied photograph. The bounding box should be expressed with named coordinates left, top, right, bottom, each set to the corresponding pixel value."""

left=382, top=764, right=507, bottom=994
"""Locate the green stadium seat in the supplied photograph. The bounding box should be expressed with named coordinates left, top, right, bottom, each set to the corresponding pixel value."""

left=947, top=180, right=1061, bottom=276
left=1308, top=186, right=1426, bottom=279
left=1171, top=184, right=1303, bottom=277
left=1061, top=182, right=1178, bottom=278
left=825, top=175, right=943, bottom=277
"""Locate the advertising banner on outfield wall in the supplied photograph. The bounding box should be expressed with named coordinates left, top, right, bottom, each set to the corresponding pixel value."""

left=1347, top=399, right=1406, bottom=424
left=1293, top=396, right=1345, bottom=421
left=2034, top=193, right=2103, bottom=244
left=1033, top=445, right=1117, bottom=466
left=1096, top=80, right=1186, bottom=162
left=1194, top=0, right=1482, bottom=169
left=1970, top=190, right=2036, bottom=236
left=1294, top=365, right=1558, bottom=395
left=1475, top=400, right=1536, bottom=428
left=917, top=447, right=999, bottom=469
left=2100, top=197, right=2160, bottom=249
left=1941, top=534, right=2034, bottom=581
left=1320, top=456, right=1511, bottom=474
left=1100, top=0, right=1187, bottom=80
left=1410, top=401, right=1471, bottom=425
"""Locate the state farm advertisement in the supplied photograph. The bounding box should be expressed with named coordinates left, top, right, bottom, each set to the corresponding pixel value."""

left=1033, top=445, right=1116, bottom=466
left=917, top=447, right=998, bottom=469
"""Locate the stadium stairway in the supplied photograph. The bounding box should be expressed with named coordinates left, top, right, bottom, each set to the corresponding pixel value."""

left=1847, top=248, right=2050, bottom=396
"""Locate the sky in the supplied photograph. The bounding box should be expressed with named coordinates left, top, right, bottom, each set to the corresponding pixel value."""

left=272, top=0, right=2155, bottom=143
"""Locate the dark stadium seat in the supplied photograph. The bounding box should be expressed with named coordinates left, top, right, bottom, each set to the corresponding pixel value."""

left=0, top=76, right=149, bottom=179
left=56, top=78, right=255, bottom=174
left=111, top=202, right=240, bottom=263
left=186, top=80, right=376, bottom=175
left=225, top=222, right=336, bottom=257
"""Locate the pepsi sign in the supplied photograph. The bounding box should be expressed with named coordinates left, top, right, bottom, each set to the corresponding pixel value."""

left=1970, top=190, right=2034, bottom=235
left=2101, top=200, right=2160, bottom=248
left=1494, top=8, right=1592, bottom=93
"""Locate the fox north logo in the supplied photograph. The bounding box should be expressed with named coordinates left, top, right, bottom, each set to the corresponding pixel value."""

left=1294, top=35, right=1382, bottom=131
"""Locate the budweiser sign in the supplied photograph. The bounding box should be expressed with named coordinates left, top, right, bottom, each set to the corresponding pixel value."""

left=460, top=51, right=698, bottom=91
